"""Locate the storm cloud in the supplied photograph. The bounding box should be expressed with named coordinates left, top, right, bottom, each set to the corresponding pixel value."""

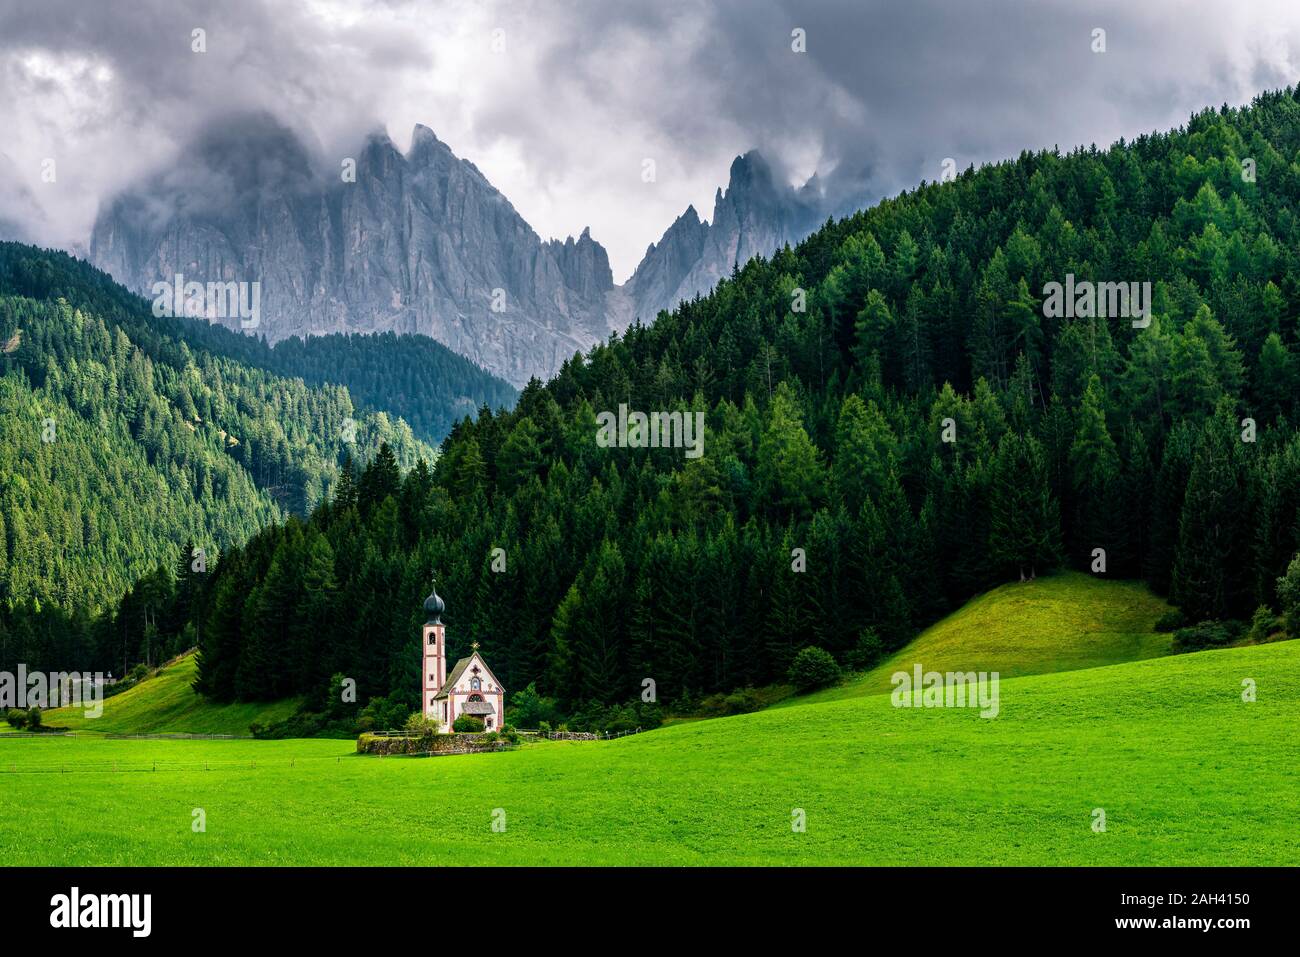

left=1, top=0, right=1298, bottom=277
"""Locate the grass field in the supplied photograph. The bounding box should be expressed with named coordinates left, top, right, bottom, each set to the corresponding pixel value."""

left=1, top=639, right=1294, bottom=865
left=784, top=572, right=1175, bottom=707
left=39, top=653, right=301, bottom=735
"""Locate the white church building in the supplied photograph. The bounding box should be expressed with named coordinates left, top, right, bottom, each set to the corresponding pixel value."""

left=422, top=580, right=506, bottom=731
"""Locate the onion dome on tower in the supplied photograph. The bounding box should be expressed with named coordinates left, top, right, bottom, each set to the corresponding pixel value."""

left=423, top=578, right=445, bottom=624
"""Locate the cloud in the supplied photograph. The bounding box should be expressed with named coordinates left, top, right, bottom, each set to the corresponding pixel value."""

left=1, top=0, right=1299, bottom=277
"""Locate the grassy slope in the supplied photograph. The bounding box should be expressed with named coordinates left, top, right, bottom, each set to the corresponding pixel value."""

left=1, top=640, right=1295, bottom=865
left=784, top=572, right=1174, bottom=707
left=41, top=653, right=301, bottom=736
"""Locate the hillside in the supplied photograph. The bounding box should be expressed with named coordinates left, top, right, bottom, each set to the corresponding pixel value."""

left=2, top=639, right=1295, bottom=865
left=40, top=653, right=300, bottom=736
left=38, top=574, right=1169, bottom=733
left=0, top=372, right=278, bottom=614
left=0, top=242, right=488, bottom=445
left=157, top=89, right=1300, bottom=727
left=784, top=572, right=1174, bottom=706
left=0, top=243, right=439, bottom=678
left=247, top=331, right=516, bottom=445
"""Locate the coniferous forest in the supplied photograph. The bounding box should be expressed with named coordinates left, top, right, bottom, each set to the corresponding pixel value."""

left=11, top=91, right=1300, bottom=728
left=0, top=244, right=441, bottom=674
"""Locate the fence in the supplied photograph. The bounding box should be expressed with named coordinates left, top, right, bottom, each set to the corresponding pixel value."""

left=534, top=727, right=643, bottom=741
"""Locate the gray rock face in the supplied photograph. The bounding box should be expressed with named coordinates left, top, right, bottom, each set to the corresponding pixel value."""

left=623, top=151, right=826, bottom=323
left=89, top=116, right=842, bottom=384
left=621, top=204, right=708, bottom=323
left=90, top=114, right=614, bottom=386
left=545, top=226, right=614, bottom=300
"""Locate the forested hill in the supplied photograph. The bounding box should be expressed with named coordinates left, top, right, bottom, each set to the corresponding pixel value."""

left=0, top=243, right=442, bottom=676
left=122, top=91, right=1300, bottom=723
left=0, top=245, right=517, bottom=444
left=241, top=332, right=517, bottom=444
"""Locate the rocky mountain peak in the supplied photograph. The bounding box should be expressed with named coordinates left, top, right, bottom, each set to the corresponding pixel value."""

left=546, top=227, right=614, bottom=300
left=89, top=113, right=616, bottom=385
left=623, top=149, right=832, bottom=323
left=86, top=117, right=852, bottom=384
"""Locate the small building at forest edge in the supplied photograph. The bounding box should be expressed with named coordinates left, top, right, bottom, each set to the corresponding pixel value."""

left=421, top=579, right=505, bottom=731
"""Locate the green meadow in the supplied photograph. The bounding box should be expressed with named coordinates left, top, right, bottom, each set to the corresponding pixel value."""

left=785, top=572, right=1176, bottom=707
left=40, top=653, right=301, bottom=735
left=2, top=639, right=1295, bottom=866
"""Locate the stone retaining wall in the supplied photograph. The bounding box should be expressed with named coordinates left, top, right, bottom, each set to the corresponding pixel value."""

left=356, top=732, right=513, bottom=756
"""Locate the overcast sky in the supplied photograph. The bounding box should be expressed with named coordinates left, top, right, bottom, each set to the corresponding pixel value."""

left=2, top=0, right=1299, bottom=280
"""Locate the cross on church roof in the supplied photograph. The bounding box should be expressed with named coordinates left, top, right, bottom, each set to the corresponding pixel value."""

left=471, top=641, right=480, bottom=652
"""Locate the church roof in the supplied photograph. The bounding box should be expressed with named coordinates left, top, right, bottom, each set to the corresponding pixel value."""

left=434, top=657, right=474, bottom=698
left=433, top=651, right=505, bottom=699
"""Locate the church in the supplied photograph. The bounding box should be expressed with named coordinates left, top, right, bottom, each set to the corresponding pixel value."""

left=421, top=579, right=506, bottom=731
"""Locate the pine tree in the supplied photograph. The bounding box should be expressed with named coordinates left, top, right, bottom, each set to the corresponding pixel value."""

left=988, top=432, right=1062, bottom=580
left=1069, top=375, right=1121, bottom=565
left=755, top=383, right=825, bottom=518
left=832, top=393, right=895, bottom=514
left=1254, top=332, right=1295, bottom=422
left=852, top=289, right=893, bottom=370
left=1171, top=406, right=1250, bottom=620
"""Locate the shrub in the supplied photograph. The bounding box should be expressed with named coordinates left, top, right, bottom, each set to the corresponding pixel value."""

left=507, top=683, right=561, bottom=728
left=537, top=720, right=552, bottom=735
left=404, top=711, right=441, bottom=734
left=672, top=688, right=696, bottom=715
left=25, top=706, right=41, bottom=730
left=452, top=715, right=485, bottom=733
left=1154, top=609, right=1185, bottom=633
left=325, top=673, right=359, bottom=718
left=1172, top=620, right=1243, bottom=652
left=697, top=689, right=760, bottom=717
left=1247, top=605, right=1280, bottom=644
left=358, top=694, right=411, bottom=732
left=787, top=646, right=842, bottom=691
left=722, top=688, right=762, bottom=715
left=5, top=708, right=27, bottom=730
left=844, top=628, right=885, bottom=671
left=592, top=702, right=638, bottom=733
left=696, top=692, right=727, bottom=716
left=252, top=708, right=359, bottom=740
left=1277, top=554, right=1300, bottom=637
left=635, top=702, right=664, bottom=730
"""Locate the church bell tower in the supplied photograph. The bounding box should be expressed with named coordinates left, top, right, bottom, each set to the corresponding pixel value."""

left=421, top=578, right=446, bottom=720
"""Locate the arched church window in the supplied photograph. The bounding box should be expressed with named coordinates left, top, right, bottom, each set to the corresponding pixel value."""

left=468, top=693, right=484, bottom=702
left=470, top=676, right=482, bottom=691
